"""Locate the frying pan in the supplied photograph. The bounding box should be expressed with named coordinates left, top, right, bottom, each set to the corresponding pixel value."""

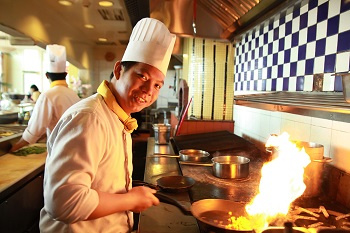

left=132, top=175, right=195, bottom=193
left=148, top=149, right=210, bottom=162
left=154, top=195, right=254, bottom=233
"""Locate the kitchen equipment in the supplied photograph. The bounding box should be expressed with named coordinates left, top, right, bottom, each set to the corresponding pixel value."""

left=179, top=149, right=210, bottom=162
left=211, top=156, right=250, bottom=179
left=132, top=175, right=195, bottom=193
left=171, top=130, right=260, bottom=157
left=154, top=195, right=253, bottom=233
left=153, top=123, right=171, bottom=144
left=148, top=149, right=210, bottom=162
left=180, top=155, right=250, bottom=179
left=293, top=141, right=330, bottom=197
left=339, top=72, right=350, bottom=103
left=191, top=199, right=253, bottom=233
left=175, top=97, right=192, bottom=136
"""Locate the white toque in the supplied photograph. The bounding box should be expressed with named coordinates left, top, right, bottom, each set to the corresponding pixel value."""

left=46, top=44, right=67, bottom=73
left=122, top=18, right=176, bottom=76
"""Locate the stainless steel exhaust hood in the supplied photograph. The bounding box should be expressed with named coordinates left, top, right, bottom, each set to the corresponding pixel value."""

left=149, top=0, right=293, bottom=42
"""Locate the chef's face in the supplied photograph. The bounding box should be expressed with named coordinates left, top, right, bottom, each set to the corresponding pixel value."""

left=111, top=61, right=165, bottom=115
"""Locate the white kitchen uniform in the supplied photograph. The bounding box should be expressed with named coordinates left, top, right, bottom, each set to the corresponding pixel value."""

left=39, top=81, right=134, bottom=233
left=22, top=80, right=80, bottom=143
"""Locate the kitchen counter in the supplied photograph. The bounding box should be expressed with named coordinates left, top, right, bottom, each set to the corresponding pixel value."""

left=0, top=142, right=47, bottom=233
left=0, top=143, right=47, bottom=201
left=138, top=137, right=200, bottom=233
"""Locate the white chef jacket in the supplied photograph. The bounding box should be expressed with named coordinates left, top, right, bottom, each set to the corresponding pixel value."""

left=39, top=92, right=134, bottom=233
left=22, top=82, right=80, bottom=143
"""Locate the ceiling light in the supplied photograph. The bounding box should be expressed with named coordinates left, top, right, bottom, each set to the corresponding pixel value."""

left=98, top=38, right=107, bottom=42
left=58, top=0, right=73, bottom=6
left=84, top=24, right=94, bottom=29
left=99, top=1, right=114, bottom=7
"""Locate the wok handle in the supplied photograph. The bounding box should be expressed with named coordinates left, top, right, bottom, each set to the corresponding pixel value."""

left=132, top=180, right=159, bottom=190
left=154, top=192, right=192, bottom=215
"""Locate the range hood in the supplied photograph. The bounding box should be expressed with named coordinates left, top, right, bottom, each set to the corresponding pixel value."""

left=234, top=92, right=350, bottom=123
left=148, top=0, right=293, bottom=42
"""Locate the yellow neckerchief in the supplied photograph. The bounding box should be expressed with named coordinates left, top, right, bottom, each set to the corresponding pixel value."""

left=97, top=80, right=138, bottom=133
left=50, top=80, right=68, bottom=88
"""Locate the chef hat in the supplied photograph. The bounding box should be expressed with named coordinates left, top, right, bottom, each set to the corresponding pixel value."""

left=122, top=18, right=176, bottom=76
left=46, top=44, right=67, bottom=73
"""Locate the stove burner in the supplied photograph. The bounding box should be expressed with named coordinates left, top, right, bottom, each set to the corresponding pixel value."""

left=288, top=206, right=350, bottom=230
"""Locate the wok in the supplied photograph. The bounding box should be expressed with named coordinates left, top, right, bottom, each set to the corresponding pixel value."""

left=132, top=175, right=195, bottom=193
left=154, top=195, right=254, bottom=233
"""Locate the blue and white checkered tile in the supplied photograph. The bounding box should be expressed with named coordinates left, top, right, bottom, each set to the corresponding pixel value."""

left=234, top=0, right=350, bottom=92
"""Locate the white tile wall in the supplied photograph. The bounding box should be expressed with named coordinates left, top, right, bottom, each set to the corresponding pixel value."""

left=233, top=105, right=350, bottom=174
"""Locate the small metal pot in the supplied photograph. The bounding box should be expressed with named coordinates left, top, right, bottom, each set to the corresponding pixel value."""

left=211, top=156, right=250, bottom=179
left=179, top=149, right=210, bottom=162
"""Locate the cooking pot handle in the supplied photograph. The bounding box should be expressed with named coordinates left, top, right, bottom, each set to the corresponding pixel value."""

left=154, top=192, right=192, bottom=215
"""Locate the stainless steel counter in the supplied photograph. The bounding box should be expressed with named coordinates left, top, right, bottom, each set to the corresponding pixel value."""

left=137, top=137, right=200, bottom=233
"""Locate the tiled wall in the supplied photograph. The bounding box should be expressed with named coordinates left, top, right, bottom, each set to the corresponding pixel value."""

left=233, top=0, right=350, bottom=175
left=182, top=38, right=235, bottom=120
left=234, top=0, right=350, bottom=92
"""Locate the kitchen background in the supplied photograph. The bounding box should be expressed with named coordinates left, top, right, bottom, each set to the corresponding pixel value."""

left=0, top=0, right=349, bottom=187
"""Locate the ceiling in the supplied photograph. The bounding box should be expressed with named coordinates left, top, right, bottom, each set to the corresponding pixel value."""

left=0, top=0, right=292, bottom=55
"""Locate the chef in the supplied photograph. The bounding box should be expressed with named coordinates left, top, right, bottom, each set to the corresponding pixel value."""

left=10, top=44, right=80, bottom=152
left=39, top=18, right=176, bottom=232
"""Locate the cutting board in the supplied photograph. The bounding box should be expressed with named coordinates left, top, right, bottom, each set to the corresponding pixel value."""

left=0, top=143, right=47, bottom=195
left=171, top=131, right=260, bottom=157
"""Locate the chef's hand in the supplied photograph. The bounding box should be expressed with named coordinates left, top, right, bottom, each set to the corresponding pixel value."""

left=9, top=137, right=29, bottom=152
left=127, top=186, right=159, bottom=213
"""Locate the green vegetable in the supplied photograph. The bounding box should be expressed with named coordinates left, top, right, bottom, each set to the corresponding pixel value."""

left=12, top=146, right=47, bottom=156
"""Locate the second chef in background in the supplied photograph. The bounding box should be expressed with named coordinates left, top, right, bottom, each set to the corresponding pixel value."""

left=10, top=45, right=81, bottom=152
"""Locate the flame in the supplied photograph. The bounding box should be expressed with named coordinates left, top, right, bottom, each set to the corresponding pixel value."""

left=245, top=132, right=311, bottom=231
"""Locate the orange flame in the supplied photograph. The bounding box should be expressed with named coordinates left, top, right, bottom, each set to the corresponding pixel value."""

left=245, top=132, right=311, bottom=231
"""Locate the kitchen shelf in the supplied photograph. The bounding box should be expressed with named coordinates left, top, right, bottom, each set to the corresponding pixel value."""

left=234, top=92, right=350, bottom=123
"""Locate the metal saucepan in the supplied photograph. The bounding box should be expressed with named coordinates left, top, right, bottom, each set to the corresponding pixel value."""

left=132, top=175, right=195, bottom=193
left=148, top=149, right=210, bottom=162
left=179, top=155, right=250, bottom=179
left=154, top=195, right=253, bottom=233
left=212, top=156, right=250, bottom=179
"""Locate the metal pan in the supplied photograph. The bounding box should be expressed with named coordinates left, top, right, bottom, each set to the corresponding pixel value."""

left=211, top=156, right=250, bottom=179
left=148, top=149, right=210, bottom=162
left=132, top=175, right=195, bottom=193
left=179, top=149, right=210, bottom=162
left=191, top=199, right=253, bottom=233
left=154, top=195, right=253, bottom=233
left=179, top=155, right=250, bottom=179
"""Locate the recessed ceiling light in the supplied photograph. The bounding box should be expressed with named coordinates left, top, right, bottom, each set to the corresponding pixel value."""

left=99, top=1, right=114, bottom=7
left=98, top=38, right=107, bottom=42
left=84, top=24, right=94, bottom=29
left=58, top=0, right=73, bottom=6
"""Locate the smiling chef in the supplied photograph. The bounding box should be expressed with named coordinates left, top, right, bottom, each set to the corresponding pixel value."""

left=39, top=18, right=176, bottom=233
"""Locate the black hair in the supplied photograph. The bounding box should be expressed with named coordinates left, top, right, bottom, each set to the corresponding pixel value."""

left=30, top=84, right=39, bottom=91
left=110, top=61, right=137, bottom=81
left=121, top=61, right=137, bottom=72
left=46, top=72, right=67, bottom=81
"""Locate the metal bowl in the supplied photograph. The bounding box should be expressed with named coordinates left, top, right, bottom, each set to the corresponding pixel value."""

left=211, top=156, right=250, bottom=179
left=179, top=149, right=210, bottom=162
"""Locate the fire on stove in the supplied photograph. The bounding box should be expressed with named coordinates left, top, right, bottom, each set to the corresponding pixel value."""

left=233, top=133, right=350, bottom=233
